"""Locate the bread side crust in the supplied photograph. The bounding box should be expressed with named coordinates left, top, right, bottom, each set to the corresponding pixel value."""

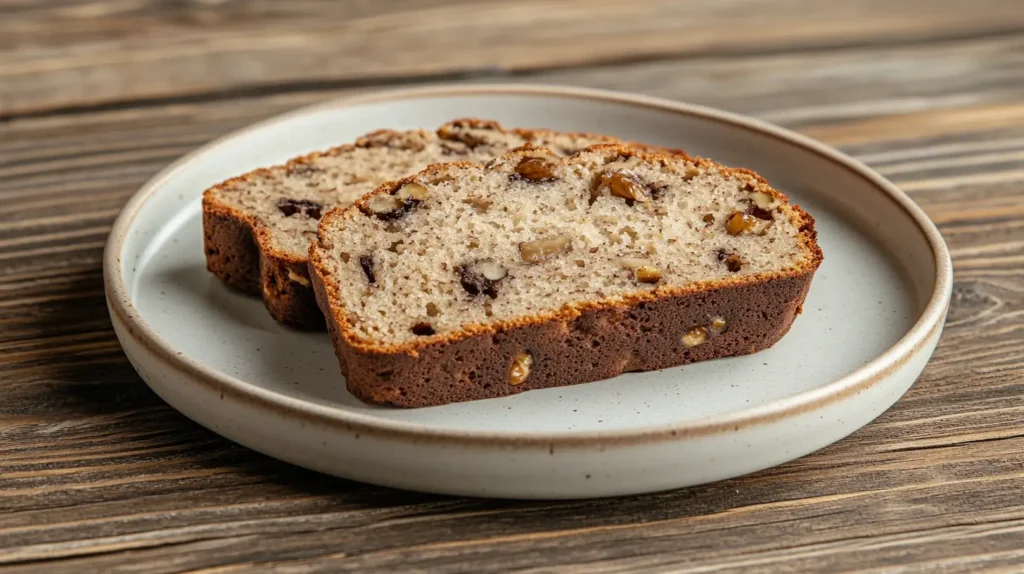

left=308, top=145, right=823, bottom=407
left=202, top=119, right=651, bottom=329
left=314, top=269, right=816, bottom=407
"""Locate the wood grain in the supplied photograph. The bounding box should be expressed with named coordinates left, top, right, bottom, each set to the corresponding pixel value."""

left=1, top=2, right=1023, bottom=572
left=4, top=0, right=1024, bottom=117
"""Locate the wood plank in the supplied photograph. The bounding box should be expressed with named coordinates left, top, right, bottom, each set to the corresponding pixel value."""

left=2, top=32, right=1024, bottom=573
left=524, top=34, right=1024, bottom=129
left=3, top=0, right=1024, bottom=116
left=3, top=33, right=1023, bottom=204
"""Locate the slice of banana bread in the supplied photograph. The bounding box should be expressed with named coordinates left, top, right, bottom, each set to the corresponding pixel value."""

left=309, top=145, right=823, bottom=407
left=202, top=119, right=645, bottom=328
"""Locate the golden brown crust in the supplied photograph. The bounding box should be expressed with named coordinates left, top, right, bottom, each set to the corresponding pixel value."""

left=202, top=119, right=665, bottom=329
left=309, top=144, right=823, bottom=406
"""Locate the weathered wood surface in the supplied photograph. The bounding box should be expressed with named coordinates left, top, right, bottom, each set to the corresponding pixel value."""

left=4, top=0, right=1024, bottom=117
left=1, top=2, right=1023, bottom=572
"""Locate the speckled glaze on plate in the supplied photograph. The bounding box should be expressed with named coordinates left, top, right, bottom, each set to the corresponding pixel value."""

left=104, top=84, right=952, bottom=499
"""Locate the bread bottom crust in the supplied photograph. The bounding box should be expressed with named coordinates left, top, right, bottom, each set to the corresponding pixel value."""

left=311, top=268, right=815, bottom=408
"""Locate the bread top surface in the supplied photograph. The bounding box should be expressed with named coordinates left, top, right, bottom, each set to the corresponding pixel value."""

left=311, top=145, right=822, bottom=352
left=202, top=119, right=621, bottom=261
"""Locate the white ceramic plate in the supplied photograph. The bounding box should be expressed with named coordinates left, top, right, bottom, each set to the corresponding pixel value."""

left=105, top=85, right=951, bottom=499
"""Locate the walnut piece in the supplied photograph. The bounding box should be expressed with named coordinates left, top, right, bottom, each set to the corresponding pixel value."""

left=520, top=235, right=572, bottom=264
left=366, top=194, right=402, bottom=215
left=364, top=182, right=429, bottom=221
left=725, top=211, right=757, bottom=236
left=595, top=170, right=651, bottom=203
left=746, top=189, right=778, bottom=221
left=683, top=326, right=708, bottom=348
left=514, top=155, right=560, bottom=182
left=710, top=316, right=728, bottom=334
left=751, top=191, right=775, bottom=210
left=396, top=182, right=429, bottom=201
left=509, top=352, right=533, bottom=385
left=634, top=266, right=662, bottom=284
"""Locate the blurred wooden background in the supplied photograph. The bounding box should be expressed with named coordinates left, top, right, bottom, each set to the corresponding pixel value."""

left=1, top=1, right=1023, bottom=572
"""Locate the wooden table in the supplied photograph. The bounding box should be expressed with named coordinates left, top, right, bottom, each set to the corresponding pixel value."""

left=2, top=2, right=1023, bottom=572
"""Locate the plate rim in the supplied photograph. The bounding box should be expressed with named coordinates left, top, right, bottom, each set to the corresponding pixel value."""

left=103, top=83, right=953, bottom=447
